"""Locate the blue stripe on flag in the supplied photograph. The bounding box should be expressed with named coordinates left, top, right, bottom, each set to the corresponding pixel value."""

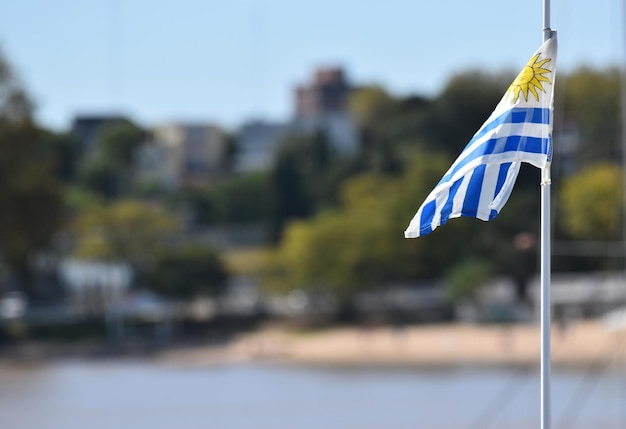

left=473, top=107, right=550, bottom=142
left=510, top=107, right=549, bottom=124
left=494, top=162, right=512, bottom=198
left=419, top=199, right=436, bottom=235
left=439, top=177, right=464, bottom=225
left=488, top=163, right=513, bottom=221
left=478, top=136, right=546, bottom=158
left=439, top=108, right=550, bottom=186
left=502, top=136, right=545, bottom=154
left=461, top=164, right=486, bottom=218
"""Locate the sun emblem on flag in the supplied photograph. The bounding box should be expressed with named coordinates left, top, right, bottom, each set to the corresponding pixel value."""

left=507, top=53, right=552, bottom=103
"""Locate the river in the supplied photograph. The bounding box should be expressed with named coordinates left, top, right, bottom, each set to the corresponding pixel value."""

left=0, top=360, right=625, bottom=429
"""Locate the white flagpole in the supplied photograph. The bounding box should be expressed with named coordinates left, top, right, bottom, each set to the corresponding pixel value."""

left=541, top=0, right=553, bottom=428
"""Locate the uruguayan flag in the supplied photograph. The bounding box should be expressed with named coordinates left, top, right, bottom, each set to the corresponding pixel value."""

left=405, top=36, right=557, bottom=238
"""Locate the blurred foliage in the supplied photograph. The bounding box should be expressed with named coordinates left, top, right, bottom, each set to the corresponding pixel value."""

left=175, top=172, right=271, bottom=226
left=350, top=85, right=431, bottom=173
left=98, top=122, right=146, bottom=168
left=0, top=48, right=65, bottom=299
left=349, top=85, right=395, bottom=128
left=264, top=152, right=480, bottom=298
left=428, top=71, right=513, bottom=155
left=560, top=68, right=621, bottom=163
left=262, top=67, right=625, bottom=300
left=63, top=186, right=104, bottom=213
left=73, top=199, right=179, bottom=267
left=0, top=47, right=33, bottom=122
left=224, top=247, right=274, bottom=276
left=40, top=131, right=82, bottom=183
left=445, top=259, right=492, bottom=301
left=78, top=121, right=145, bottom=199
left=267, top=131, right=335, bottom=241
left=0, top=39, right=622, bottom=306
left=559, top=163, right=623, bottom=241
left=0, top=122, right=65, bottom=297
left=139, top=245, right=227, bottom=299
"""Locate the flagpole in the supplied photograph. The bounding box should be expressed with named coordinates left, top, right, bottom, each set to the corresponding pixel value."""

left=541, top=0, right=552, bottom=428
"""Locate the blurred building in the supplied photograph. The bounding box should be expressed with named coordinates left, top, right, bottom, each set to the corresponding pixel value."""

left=293, top=66, right=359, bottom=155
left=235, top=67, right=359, bottom=173
left=295, top=67, right=350, bottom=117
left=291, top=112, right=359, bottom=155
left=137, top=123, right=226, bottom=190
left=234, top=120, right=289, bottom=172
left=70, top=114, right=130, bottom=156
left=59, top=259, right=132, bottom=316
left=529, top=271, right=626, bottom=320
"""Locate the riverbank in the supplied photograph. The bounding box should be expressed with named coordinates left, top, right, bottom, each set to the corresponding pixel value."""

left=158, top=319, right=626, bottom=369
left=1, top=319, right=624, bottom=370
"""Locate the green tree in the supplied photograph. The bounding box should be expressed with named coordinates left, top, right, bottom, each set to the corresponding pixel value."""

left=209, top=172, right=271, bottom=224
left=430, top=71, right=512, bottom=155
left=41, top=132, right=81, bottom=183
left=349, top=85, right=432, bottom=173
left=140, top=245, right=227, bottom=300
left=264, top=152, right=459, bottom=299
left=78, top=158, right=120, bottom=199
left=173, top=172, right=271, bottom=227
left=559, top=163, right=623, bottom=241
left=349, top=85, right=395, bottom=128
left=446, top=259, right=491, bottom=302
left=98, top=122, right=145, bottom=168
left=268, top=132, right=332, bottom=241
left=79, top=121, right=145, bottom=198
left=0, top=47, right=32, bottom=122
left=276, top=192, right=400, bottom=297
left=0, top=47, right=64, bottom=300
left=561, top=68, right=621, bottom=164
left=264, top=147, right=545, bottom=305
left=0, top=123, right=65, bottom=298
left=73, top=199, right=179, bottom=268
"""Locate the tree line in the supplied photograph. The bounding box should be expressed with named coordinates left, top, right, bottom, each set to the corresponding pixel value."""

left=0, top=44, right=622, bottom=307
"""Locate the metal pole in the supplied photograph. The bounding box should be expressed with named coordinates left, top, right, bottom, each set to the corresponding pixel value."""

left=540, top=170, right=551, bottom=429
left=619, top=0, right=626, bottom=422
left=541, top=1, right=552, bottom=429
left=543, top=0, right=551, bottom=41
left=621, top=0, right=626, bottom=276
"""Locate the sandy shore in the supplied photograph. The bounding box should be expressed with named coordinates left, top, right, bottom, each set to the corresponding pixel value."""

left=159, top=320, right=626, bottom=369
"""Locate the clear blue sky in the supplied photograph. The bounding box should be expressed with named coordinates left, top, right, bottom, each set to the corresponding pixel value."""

left=0, top=0, right=623, bottom=132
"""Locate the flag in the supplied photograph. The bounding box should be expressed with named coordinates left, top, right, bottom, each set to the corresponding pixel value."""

left=405, top=36, right=557, bottom=238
